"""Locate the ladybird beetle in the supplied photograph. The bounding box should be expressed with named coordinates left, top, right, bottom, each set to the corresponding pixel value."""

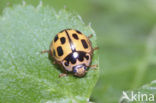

left=41, top=29, right=98, bottom=77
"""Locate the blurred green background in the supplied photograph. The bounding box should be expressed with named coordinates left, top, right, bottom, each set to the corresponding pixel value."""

left=0, top=0, right=156, bottom=103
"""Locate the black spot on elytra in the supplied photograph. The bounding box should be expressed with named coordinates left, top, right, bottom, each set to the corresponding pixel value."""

left=86, top=55, right=89, bottom=60
left=57, top=46, right=63, bottom=56
left=81, top=39, right=88, bottom=49
left=54, top=35, right=58, bottom=42
left=60, top=37, right=66, bottom=44
left=76, top=30, right=82, bottom=34
left=72, top=33, right=79, bottom=40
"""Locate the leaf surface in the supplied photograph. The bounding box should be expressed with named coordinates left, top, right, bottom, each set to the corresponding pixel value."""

left=0, top=5, right=99, bottom=103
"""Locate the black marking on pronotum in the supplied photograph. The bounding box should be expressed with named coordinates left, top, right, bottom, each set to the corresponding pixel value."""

left=86, top=55, right=89, bottom=60
left=76, top=30, right=82, bottom=34
left=64, top=51, right=86, bottom=64
left=65, top=30, right=76, bottom=52
left=71, top=58, right=76, bottom=64
left=54, top=35, right=58, bottom=42
left=81, top=39, right=88, bottom=49
left=78, top=55, right=84, bottom=62
left=60, top=37, right=66, bottom=44
left=72, top=33, right=79, bottom=40
left=64, top=61, right=69, bottom=66
left=57, top=46, right=63, bottom=56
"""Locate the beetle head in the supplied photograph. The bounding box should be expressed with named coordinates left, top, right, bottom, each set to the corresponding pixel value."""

left=73, top=65, right=87, bottom=77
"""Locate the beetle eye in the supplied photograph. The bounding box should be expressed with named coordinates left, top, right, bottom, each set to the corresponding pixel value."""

left=84, top=66, right=87, bottom=70
left=73, top=68, right=77, bottom=73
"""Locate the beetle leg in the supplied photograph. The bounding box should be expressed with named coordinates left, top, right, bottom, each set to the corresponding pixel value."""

left=41, top=50, right=50, bottom=54
left=87, top=64, right=98, bottom=71
left=59, top=73, right=67, bottom=78
left=89, top=64, right=98, bottom=68
left=88, top=34, right=93, bottom=39
left=93, top=47, right=99, bottom=51
left=53, top=61, right=56, bottom=64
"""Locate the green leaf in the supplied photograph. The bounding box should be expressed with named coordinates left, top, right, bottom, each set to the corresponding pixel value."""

left=0, top=4, right=99, bottom=103
left=0, top=0, right=91, bottom=16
